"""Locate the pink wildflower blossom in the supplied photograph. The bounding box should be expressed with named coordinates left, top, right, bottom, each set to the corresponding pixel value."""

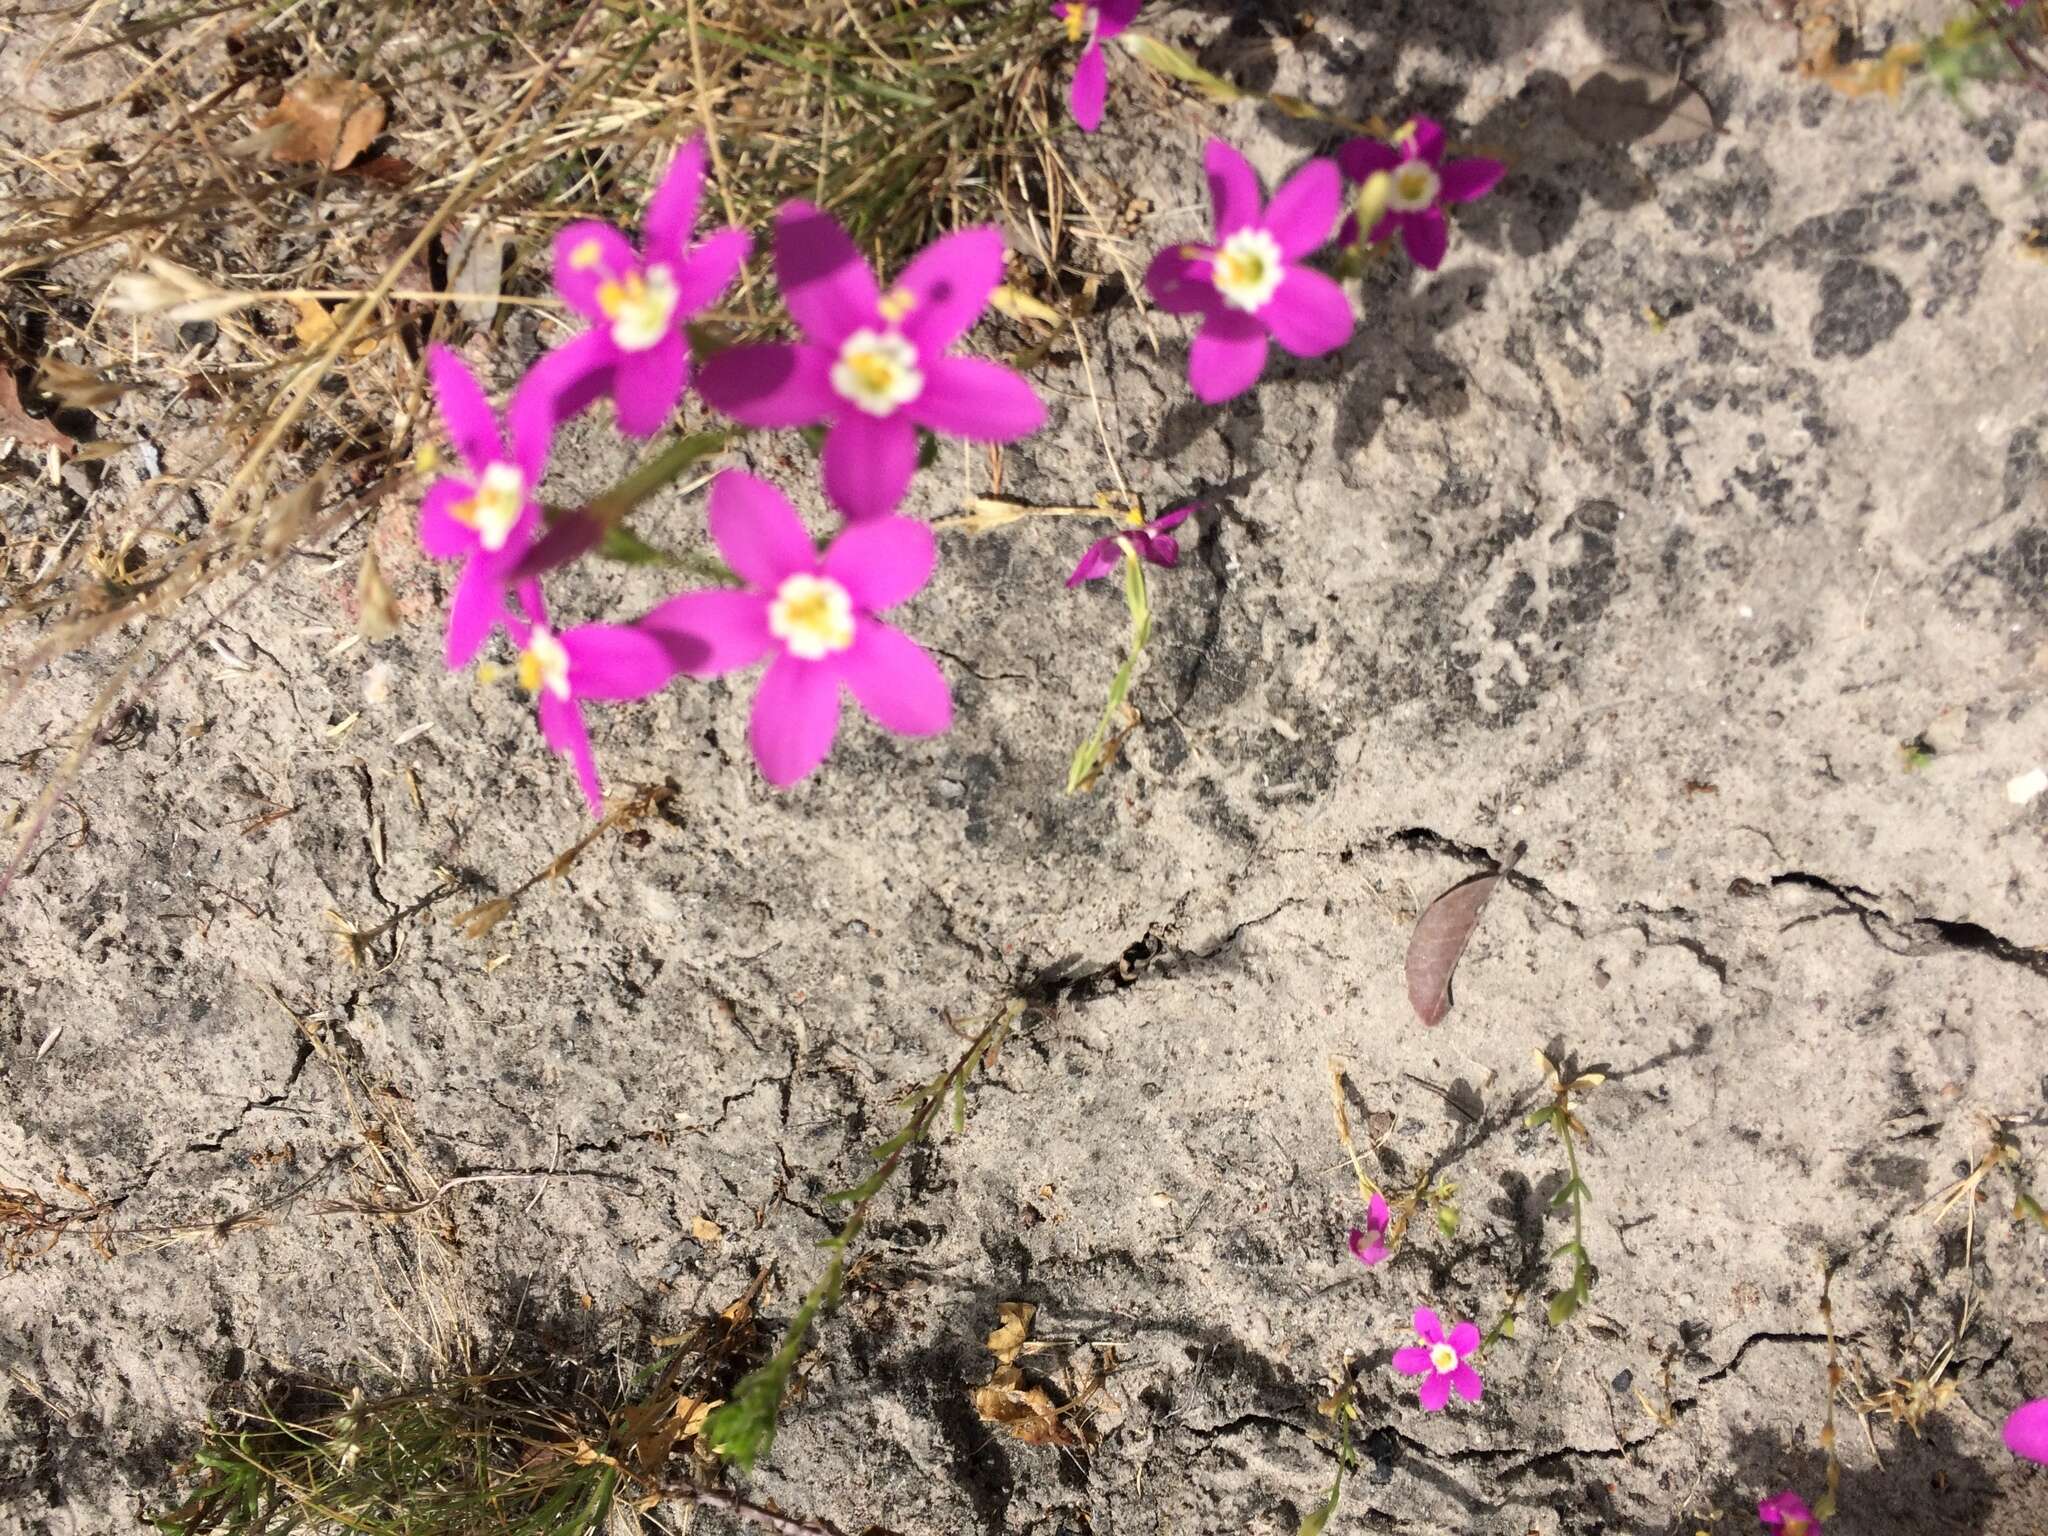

left=1337, top=117, right=1504, bottom=272
left=1346, top=1191, right=1391, bottom=1267
left=2006, top=1398, right=2048, bottom=1465
left=1067, top=505, right=1191, bottom=587
left=645, top=471, right=951, bottom=785
left=1757, top=1491, right=1820, bottom=1534
left=548, top=138, right=751, bottom=436
left=1391, top=1306, right=1482, bottom=1412
left=696, top=206, right=1045, bottom=521
left=1144, top=141, right=1353, bottom=404
left=506, top=584, right=689, bottom=814
left=1054, top=0, right=1142, bottom=132
left=418, top=345, right=558, bottom=668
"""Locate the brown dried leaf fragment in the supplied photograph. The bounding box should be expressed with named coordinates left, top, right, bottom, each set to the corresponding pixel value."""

left=972, top=1365, right=1079, bottom=1447
left=356, top=546, right=399, bottom=641
left=35, top=358, right=132, bottom=412
left=1404, top=846, right=1522, bottom=1027
left=0, top=372, right=77, bottom=461
left=985, top=1301, right=1036, bottom=1365
left=261, top=75, right=386, bottom=171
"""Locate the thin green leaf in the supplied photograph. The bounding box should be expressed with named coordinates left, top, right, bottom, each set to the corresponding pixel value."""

left=1547, top=1290, right=1581, bottom=1326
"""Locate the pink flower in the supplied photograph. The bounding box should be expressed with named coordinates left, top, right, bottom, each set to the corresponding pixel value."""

left=1337, top=117, right=1504, bottom=272
left=547, top=138, right=751, bottom=437
left=2007, top=1398, right=2048, bottom=1465
left=645, top=471, right=951, bottom=785
left=418, top=345, right=560, bottom=669
left=506, top=584, right=689, bottom=814
left=1067, top=505, right=1190, bottom=586
left=1391, top=1306, right=1482, bottom=1412
left=1144, top=141, right=1354, bottom=404
left=1054, top=0, right=1142, bottom=132
left=1757, top=1491, right=1820, bottom=1534
left=696, top=207, right=1045, bottom=521
left=1346, top=1191, right=1391, bottom=1267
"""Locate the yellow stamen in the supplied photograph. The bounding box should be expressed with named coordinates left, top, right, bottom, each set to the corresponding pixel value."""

left=1217, top=249, right=1264, bottom=289
left=569, top=238, right=604, bottom=271
left=596, top=277, right=631, bottom=318
left=415, top=443, right=439, bottom=474
left=516, top=651, right=544, bottom=693
left=1062, top=3, right=1088, bottom=42
left=877, top=286, right=918, bottom=323
left=1394, top=118, right=1420, bottom=146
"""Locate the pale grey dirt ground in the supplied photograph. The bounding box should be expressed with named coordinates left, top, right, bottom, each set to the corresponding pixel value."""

left=3, top=1, right=2048, bottom=1534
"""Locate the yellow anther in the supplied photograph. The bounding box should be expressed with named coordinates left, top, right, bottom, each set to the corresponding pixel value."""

left=877, top=286, right=918, bottom=323
left=570, top=238, right=605, bottom=271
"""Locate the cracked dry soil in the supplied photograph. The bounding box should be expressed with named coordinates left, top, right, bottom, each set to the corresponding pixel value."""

left=3, top=1, right=2048, bottom=1533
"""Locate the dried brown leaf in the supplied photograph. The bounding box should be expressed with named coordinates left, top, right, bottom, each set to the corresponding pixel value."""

left=35, top=358, right=131, bottom=411
left=985, top=1301, right=1036, bottom=1365
left=0, top=373, right=77, bottom=460
left=1563, top=65, right=1714, bottom=147
left=261, top=75, right=387, bottom=171
left=1404, top=848, right=1521, bottom=1027
left=972, top=1364, right=1078, bottom=1447
left=356, top=547, right=399, bottom=641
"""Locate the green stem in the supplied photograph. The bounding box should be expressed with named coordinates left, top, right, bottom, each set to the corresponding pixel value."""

left=1066, top=547, right=1151, bottom=793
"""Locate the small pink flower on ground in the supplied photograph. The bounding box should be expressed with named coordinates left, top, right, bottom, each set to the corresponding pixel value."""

left=547, top=138, right=751, bottom=436
left=1143, top=141, right=1354, bottom=404
left=1337, top=117, right=1504, bottom=272
left=1054, top=0, right=1142, bottom=132
left=1390, top=1306, right=1482, bottom=1411
left=419, top=345, right=563, bottom=669
left=644, top=471, right=951, bottom=785
left=1067, top=505, right=1191, bottom=587
left=697, top=209, right=1045, bottom=522
left=2006, top=1398, right=2048, bottom=1465
left=506, top=584, right=691, bottom=814
left=1757, top=1491, right=1820, bottom=1534
left=1346, top=1191, right=1391, bottom=1267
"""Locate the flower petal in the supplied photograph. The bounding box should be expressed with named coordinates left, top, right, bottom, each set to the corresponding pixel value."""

left=1405, top=115, right=1446, bottom=167
left=1144, top=244, right=1220, bottom=318
left=775, top=201, right=880, bottom=345
left=1066, top=536, right=1123, bottom=587
left=1134, top=530, right=1179, bottom=568
left=1440, top=156, right=1506, bottom=205
left=1149, top=505, right=1194, bottom=535
left=1098, top=0, right=1142, bottom=30
left=906, top=356, right=1045, bottom=441
left=1337, top=137, right=1401, bottom=182
left=838, top=620, right=951, bottom=737
left=1399, top=207, right=1450, bottom=272
left=553, top=221, right=637, bottom=320
left=1447, top=1321, right=1481, bottom=1357
left=641, top=138, right=706, bottom=265
left=1262, top=156, right=1342, bottom=259
left=706, top=470, right=818, bottom=588
left=1450, top=1364, right=1483, bottom=1403
left=562, top=623, right=686, bottom=699
left=750, top=653, right=842, bottom=786
left=419, top=478, right=479, bottom=560
left=673, top=226, right=753, bottom=314
left=538, top=692, right=603, bottom=814
left=1412, top=1307, right=1444, bottom=1344
left=1263, top=268, right=1353, bottom=359
left=1187, top=310, right=1269, bottom=404
left=1204, top=139, right=1264, bottom=237
left=2006, top=1399, right=2048, bottom=1465
left=697, top=343, right=837, bottom=428
left=445, top=560, right=509, bottom=669
left=1070, top=42, right=1108, bottom=132
left=896, top=227, right=1006, bottom=354
left=1391, top=1346, right=1434, bottom=1376
left=821, top=410, right=919, bottom=522
left=642, top=589, right=775, bottom=678
left=508, top=330, right=615, bottom=475
left=426, top=345, right=504, bottom=473
left=822, top=516, right=937, bottom=613
left=1366, top=1190, right=1389, bottom=1232
left=1417, top=1372, right=1452, bottom=1412
left=612, top=330, right=688, bottom=437
left=1346, top=1229, right=1387, bottom=1267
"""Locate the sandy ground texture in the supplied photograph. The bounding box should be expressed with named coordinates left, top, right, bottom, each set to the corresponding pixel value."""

left=4, top=0, right=2048, bottom=1533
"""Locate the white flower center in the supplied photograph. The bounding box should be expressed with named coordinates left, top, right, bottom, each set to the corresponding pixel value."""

left=768, top=573, right=856, bottom=661
left=599, top=263, right=680, bottom=352
left=1428, top=1342, right=1458, bottom=1375
left=1211, top=227, right=1285, bottom=313
left=457, top=460, right=525, bottom=552
left=831, top=328, right=924, bottom=417
left=517, top=625, right=573, bottom=702
left=1388, top=163, right=1442, bottom=213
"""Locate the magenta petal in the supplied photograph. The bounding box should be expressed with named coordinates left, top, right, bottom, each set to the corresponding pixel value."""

left=1187, top=310, right=1269, bottom=404
left=1440, top=156, right=1505, bottom=205
left=538, top=692, right=603, bottom=814
left=1150, top=505, right=1194, bottom=535
left=1365, top=1190, right=1390, bottom=1230
left=1417, top=1373, right=1452, bottom=1413
left=1758, top=1492, right=1817, bottom=1530
left=750, top=653, right=842, bottom=786
left=509, top=330, right=615, bottom=474
left=1144, top=244, right=1219, bottom=318
left=641, top=138, right=707, bottom=265
left=1412, top=1307, right=1444, bottom=1344
left=1338, top=136, right=1401, bottom=182
left=1400, top=207, right=1450, bottom=271
left=642, top=589, right=774, bottom=678
left=1450, top=1364, right=1483, bottom=1403
left=896, top=227, right=1006, bottom=354
left=697, top=342, right=837, bottom=429
left=706, top=470, right=818, bottom=588
left=822, top=410, right=918, bottom=522
left=1136, top=531, right=1179, bottom=568
left=1346, top=1229, right=1386, bottom=1267
left=1098, top=0, right=1142, bottom=29
left=1262, top=157, right=1343, bottom=259
left=838, top=621, right=950, bottom=737
left=906, top=356, right=1045, bottom=441
left=1204, top=139, right=1264, bottom=237
left=1391, top=1346, right=1434, bottom=1376
left=1264, top=268, right=1353, bottom=359
left=822, top=516, right=937, bottom=612
left=445, top=561, right=508, bottom=669
left=553, top=222, right=636, bottom=320
left=419, top=478, right=478, bottom=560
left=1447, top=1321, right=1481, bottom=1357
left=2006, top=1399, right=2048, bottom=1464
left=673, top=226, right=752, bottom=314
left=426, top=345, right=504, bottom=473
left=1066, top=536, right=1123, bottom=587
left=1070, top=42, right=1107, bottom=132
left=775, top=201, right=880, bottom=344
left=561, top=624, right=684, bottom=699
left=1406, top=115, right=1446, bottom=167
left=612, top=330, right=687, bottom=437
